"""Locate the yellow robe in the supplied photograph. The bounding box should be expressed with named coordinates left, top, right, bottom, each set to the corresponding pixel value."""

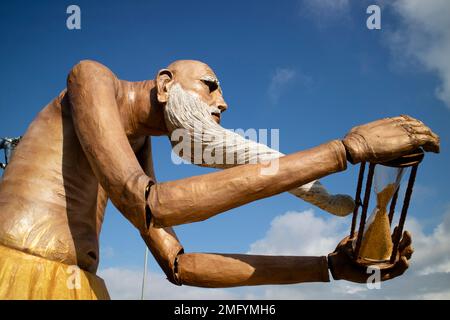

left=0, top=245, right=109, bottom=300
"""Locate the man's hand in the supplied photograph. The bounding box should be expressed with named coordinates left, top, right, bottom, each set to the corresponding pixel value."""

left=343, top=115, right=440, bottom=164
left=327, top=230, right=413, bottom=283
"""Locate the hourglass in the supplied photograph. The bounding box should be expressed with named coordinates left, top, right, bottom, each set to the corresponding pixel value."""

left=349, top=149, right=424, bottom=268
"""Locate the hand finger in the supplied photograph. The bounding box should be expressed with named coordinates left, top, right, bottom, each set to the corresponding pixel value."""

left=406, top=123, right=440, bottom=143
left=399, top=117, right=440, bottom=153
left=381, top=256, right=409, bottom=281
left=396, top=256, right=410, bottom=275
left=422, top=137, right=440, bottom=153
left=393, top=115, right=413, bottom=121
left=413, top=134, right=440, bottom=153
left=412, top=129, right=440, bottom=152
left=402, top=245, right=414, bottom=260
left=391, top=115, right=419, bottom=127
left=357, top=115, right=416, bottom=132
left=399, top=231, right=414, bottom=260
left=407, top=125, right=433, bottom=135
left=399, top=230, right=412, bottom=252
left=402, top=115, right=426, bottom=127
left=391, top=256, right=410, bottom=279
left=333, top=235, right=351, bottom=252
left=427, top=130, right=441, bottom=152
left=404, top=118, right=438, bottom=141
left=431, top=130, right=440, bottom=141
left=392, top=226, right=399, bottom=239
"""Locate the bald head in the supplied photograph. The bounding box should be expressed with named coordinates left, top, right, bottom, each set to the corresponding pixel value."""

left=156, top=60, right=227, bottom=123
left=167, top=60, right=216, bottom=80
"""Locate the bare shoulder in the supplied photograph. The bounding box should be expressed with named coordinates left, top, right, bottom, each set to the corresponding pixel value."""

left=67, top=59, right=118, bottom=84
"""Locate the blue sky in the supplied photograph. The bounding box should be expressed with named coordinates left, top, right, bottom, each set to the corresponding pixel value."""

left=1, top=0, right=449, bottom=299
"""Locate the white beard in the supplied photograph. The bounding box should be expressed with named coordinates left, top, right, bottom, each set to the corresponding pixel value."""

left=163, top=83, right=354, bottom=216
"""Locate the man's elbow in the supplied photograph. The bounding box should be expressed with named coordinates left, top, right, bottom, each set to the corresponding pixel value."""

left=148, top=182, right=225, bottom=228
left=147, top=183, right=172, bottom=228
left=147, top=183, right=199, bottom=228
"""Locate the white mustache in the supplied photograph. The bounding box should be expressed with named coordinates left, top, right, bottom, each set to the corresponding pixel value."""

left=209, top=107, right=221, bottom=114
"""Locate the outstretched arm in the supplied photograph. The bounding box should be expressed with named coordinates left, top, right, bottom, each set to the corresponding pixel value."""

left=175, top=253, right=329, bottom=287
left=149, top=140, right=347, bottom=227
left=148, top=114, right=439, bottom=228
left=144, top=201, right=412, bottom=288
left=137, top=138, right=329, bottom=287
left=144, top=194, right=330, bottom=287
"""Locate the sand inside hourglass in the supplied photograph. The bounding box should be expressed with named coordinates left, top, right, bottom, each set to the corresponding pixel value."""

left=359, top=183, right=396, bottom=261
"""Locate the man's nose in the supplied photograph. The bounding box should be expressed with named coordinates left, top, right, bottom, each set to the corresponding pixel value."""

left=215, top=96, right=228, bottom=113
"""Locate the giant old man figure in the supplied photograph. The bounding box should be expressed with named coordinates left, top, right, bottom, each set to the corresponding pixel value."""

left=0, top=60, right=440, bottom=299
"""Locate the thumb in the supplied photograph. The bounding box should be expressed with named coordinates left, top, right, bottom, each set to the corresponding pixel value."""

left=386, top=256, right=409, bottom=280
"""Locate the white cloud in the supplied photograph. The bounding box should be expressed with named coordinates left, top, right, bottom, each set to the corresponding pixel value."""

left=248, top=209, right=348, bottom=256
left=298, top=0, right=450, bottom=108
left=406, top=211, right=450, bottom=275
left=268, top=68, right=297, bottom=104
left=387, top=0, right=450, bottom=108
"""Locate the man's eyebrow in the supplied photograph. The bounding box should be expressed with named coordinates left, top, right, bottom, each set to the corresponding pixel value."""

left=200, top=75, right=220, bottom=85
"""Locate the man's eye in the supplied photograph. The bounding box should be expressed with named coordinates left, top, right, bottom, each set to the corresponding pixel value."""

left=202, top=80, right=218, bottom=93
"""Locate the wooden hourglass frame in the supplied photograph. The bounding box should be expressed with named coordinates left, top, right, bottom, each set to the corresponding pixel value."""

left=349, top=149, right=425, bottom=269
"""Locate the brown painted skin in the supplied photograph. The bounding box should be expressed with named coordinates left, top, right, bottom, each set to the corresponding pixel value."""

left=0, top=62, right=163, bottom=274
left=0, top=60, right=440, bottom=287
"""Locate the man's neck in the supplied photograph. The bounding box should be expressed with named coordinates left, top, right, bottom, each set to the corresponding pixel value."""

left=117, top=79, right=169, bottom=138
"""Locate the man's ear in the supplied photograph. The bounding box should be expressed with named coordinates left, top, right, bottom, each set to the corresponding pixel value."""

left=156, top=69, right=174, bottom=104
